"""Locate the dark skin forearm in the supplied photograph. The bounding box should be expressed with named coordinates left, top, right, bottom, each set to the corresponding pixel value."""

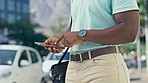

left=44, top=10, right=140, bottom=53
left=52, top=10, right=140, bottom=48
left=85, top=10, right=140, bottom=45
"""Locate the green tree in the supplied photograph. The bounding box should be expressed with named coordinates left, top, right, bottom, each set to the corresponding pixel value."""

left=0, top=17, right=48, bottom=58
left=137, top=0, right=145, bottom=26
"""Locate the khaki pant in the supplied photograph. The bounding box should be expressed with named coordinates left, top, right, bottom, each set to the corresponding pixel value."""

left=66, top=53, right=130, bottom=83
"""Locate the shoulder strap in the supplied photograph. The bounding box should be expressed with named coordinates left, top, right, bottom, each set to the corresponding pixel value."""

left=58, top=48, right=69, bottom=64
left=57, top=17, right=72, bottom=64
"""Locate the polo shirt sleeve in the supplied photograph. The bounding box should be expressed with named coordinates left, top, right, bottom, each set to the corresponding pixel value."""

left=112, top=0, right=139, bottom=15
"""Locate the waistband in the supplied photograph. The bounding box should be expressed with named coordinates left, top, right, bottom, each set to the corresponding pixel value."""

left=70, top=46, right=117, bottom=62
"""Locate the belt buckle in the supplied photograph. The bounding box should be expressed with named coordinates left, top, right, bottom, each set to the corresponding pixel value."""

left=76, top=53, right=83, bottom=62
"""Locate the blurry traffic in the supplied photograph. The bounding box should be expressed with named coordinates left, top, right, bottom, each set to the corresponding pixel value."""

left=0, top=45, right=47, bottom=83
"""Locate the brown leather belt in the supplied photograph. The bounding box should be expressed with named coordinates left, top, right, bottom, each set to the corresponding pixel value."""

left=70, top=46, right=116, bottom=62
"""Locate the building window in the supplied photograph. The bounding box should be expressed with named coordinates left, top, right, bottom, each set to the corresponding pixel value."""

left=0, top=12, right=6, bottom=23
left=0, top=0, right=5, bottom=10
left=0, top=12, right=5, bottom=19
left=22, top=3, right=29, bottom=13
left=17, top=15, right=21, bottom=20
left=29, top=51, right=39, bottom=63
left=19, top=50, right=30, bottom=67
left=16, top=1, right=21, bottom=13
left=8, top=0, right=15, bottom=11
left=7, top=13, right=15, bottom=23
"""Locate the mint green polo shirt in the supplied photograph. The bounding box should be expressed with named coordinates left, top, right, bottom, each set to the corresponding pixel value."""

left=70, top=0, right=139, bottom=53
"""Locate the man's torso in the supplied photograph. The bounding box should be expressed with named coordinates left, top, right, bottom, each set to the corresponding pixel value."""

left=70, top=0, right=139, bottom=53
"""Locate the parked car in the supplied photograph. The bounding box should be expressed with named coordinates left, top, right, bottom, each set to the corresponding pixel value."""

left=42, top=48, right=70, bottom=80
left=124, top=56, right=147, bottom=69
left=124, top=58, right=134, bottom=69
left=0, top=45, right=47, bottom=83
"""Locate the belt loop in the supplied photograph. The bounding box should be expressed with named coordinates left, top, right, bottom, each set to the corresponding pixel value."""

left=88, top=51, right=92, bottom=59
left=78, top=53, right=83, bottom=62
left=115, top=45, right=119, bottom=54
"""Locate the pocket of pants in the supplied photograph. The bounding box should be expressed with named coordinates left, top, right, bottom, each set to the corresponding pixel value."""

left=92, top=58, right=116, bottom=66
left=120, top=64, right=130, bottom=83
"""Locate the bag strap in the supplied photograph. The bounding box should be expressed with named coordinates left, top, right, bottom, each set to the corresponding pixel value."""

left=57, top=17, right=72, bottom=64
left=58, top=48, right=69, bottom=64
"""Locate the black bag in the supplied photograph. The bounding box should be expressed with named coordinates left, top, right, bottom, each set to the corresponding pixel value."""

left=51, top=48, right=69, bottom=83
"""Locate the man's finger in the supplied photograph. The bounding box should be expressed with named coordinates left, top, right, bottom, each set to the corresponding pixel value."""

left=44, top=38, right=52, bottom=44
left=56, top=34, right=64, bottom=44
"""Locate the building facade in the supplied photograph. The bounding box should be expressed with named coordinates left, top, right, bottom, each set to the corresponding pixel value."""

left=0, top=0, right=29, bottom=44
left=0, top=0, right=29, bottom=24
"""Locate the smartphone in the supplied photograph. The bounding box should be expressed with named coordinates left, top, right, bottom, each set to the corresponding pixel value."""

left=34, top=42, right=65, bottom=49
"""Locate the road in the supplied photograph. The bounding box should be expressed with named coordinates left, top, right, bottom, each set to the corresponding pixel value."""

left=130, top=68, right=148, bottom=83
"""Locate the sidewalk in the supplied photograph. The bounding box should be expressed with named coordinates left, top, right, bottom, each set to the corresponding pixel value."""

left=130, top=68, right=148, bottom=83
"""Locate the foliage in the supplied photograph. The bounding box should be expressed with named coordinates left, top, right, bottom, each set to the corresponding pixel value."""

left=120, top=43, right=137, bottom=53
left=137, top=0, right=146, bottom=26
left=0, top=17, right=48, bottom=58
left=121, top=42, right=146, bottom=56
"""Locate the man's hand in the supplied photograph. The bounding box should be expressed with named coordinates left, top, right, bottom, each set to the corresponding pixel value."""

left=44, top=38, right=64, bottom=53
left=57, top=31, right=83, bottom=47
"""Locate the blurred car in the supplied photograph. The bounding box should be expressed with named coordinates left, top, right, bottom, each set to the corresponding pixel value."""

left=0, top=45, right=47, bottom=83
left=124, top=58, right=134, bottom=69
left=42, top=48, right=70, bottom=80
left=124, top=56, right=147, bottom=69
left=141, top=55, right=147, bottom=68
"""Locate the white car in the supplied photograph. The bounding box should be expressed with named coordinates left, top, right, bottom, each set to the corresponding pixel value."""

left=0, top=45, right=46, bottom=83
left=42, top=48, right=70, bottom=80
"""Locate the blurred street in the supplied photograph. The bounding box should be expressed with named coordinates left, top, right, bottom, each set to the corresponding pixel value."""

left=130, top=68, right=148, bottom=83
